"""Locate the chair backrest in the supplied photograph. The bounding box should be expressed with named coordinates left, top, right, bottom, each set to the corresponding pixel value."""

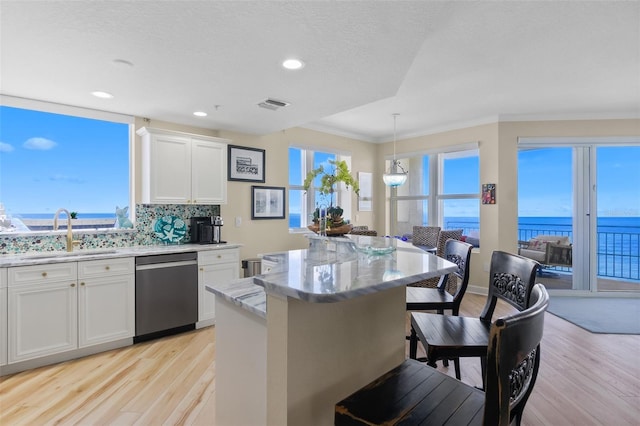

left=437, top=239, right=473, bottom=307
left=412, top=226, right=440, bottom=247
left=435, top=229, right=463, bottom=256
left=350, top=226, right=378, bottom=236
left=479, top=251, right=540, bottom=323
left=483, top=283, right=549, bottom=425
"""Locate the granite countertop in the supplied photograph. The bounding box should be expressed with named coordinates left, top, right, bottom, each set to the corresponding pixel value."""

left=206, top=278, right=266, bottom=319
left=253, top=235, right=457, bottom=303
left=0, top=243, right=242, bottom=267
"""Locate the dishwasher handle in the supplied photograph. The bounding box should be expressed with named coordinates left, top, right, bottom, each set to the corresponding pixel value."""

left=135, top=259, right=197, bottom=271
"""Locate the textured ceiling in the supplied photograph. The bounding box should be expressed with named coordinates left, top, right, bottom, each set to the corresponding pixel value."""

left=1, top=1, right=639, bottom=142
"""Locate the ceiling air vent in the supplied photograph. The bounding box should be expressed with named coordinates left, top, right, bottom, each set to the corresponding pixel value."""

left=258, top=98, right=290, bottom=111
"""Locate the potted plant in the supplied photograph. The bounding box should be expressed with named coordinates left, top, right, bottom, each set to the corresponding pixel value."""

left=303, top=159, right=359, bottom=233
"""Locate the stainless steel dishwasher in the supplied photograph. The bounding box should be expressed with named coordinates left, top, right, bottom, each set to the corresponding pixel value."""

left=135, top=252, right=198, bottom=342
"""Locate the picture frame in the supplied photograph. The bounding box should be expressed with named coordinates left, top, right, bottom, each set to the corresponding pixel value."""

left=358, top=171, right=372, bottom=211
left=482, top=183, right=496, bottom=204
left=228, top=145, right=265, bottom=182
left=251, top=186, right=285, bottom=220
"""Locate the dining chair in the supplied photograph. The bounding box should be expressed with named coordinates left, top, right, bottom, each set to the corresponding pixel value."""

left=406, top=238, right=473, bottom=377
left=409, top=228, right=463, bottom=292
left=410, top=250, right=540, bottom=386
left=336, top=283, right=549, bottom=426
left=411, top=225, right=440, bottom=251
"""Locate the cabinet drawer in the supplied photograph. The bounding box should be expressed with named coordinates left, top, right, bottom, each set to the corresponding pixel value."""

left=0, top=268, right=6, bottom=289
left=9, top=263, right=77, bottom=286
left=198, top=249, right=239, bottom=265
left=78, top=258, right=134, bottom=278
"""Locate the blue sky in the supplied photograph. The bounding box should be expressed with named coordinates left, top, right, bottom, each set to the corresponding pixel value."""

left=1, top=106, right=638, bottom=219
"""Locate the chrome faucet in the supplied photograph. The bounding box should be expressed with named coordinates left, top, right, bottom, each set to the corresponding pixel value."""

left=53, top=208, right=81, bottom=252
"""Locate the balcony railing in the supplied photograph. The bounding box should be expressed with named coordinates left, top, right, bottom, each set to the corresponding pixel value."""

left=444, top=219, right=640, bottom=282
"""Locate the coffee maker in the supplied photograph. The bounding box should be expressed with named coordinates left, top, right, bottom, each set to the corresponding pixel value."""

left=190, top=216, right=225, bottom=244
left=190, top=216, right=213, bottom=244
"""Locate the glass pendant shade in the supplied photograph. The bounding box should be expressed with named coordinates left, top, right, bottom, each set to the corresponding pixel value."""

left=383, top=172, right=407, bottom=187
left=384, top=114, right=408, bottom=187
left=383, top=160, right=408, bottom=187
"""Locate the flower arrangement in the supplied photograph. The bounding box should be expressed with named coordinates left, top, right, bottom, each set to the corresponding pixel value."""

left=303, top=159, right=359, bottom=231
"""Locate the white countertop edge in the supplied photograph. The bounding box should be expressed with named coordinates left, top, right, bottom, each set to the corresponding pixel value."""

left=252, top=262, right=457, bottom=304
left=206, top=278, right=267, bottom=319
left=0, top=243, right=242, bottom=267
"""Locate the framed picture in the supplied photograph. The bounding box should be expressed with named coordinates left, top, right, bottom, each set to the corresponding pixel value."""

left=482, top=183, right=496, bottom=204
left=251, top=186, right=285, bottom=219
left=358, top=172, right=372, bottom=211
left=228, top=145, right=265, bottom=182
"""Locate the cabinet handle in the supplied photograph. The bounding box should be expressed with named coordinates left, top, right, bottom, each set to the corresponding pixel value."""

left=42, top=272, right=47, bottom=277
left=80, top=282, right=85, bottom=286
left=105, top=265, right=110, bottom=270
left=200, top=267, right=204, bottom=271
left=70, top=283, right=76, bottom=287
left=217, top=255, right=222, bottom=259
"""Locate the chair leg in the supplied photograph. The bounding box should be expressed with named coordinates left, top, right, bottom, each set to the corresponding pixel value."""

left=454, top=357, right=461, bottom=380
left=480, top=356, right=487, bottom=390
left=409, top=327, right=418, bottom=359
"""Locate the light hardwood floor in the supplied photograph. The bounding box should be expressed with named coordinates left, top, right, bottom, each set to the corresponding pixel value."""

left=1, top=293, right=639, bottom=425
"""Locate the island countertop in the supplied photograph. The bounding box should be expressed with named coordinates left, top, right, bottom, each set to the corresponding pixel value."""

left=253, top=235, right=456, bottom=303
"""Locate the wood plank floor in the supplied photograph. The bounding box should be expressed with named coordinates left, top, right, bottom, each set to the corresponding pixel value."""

left=1, top=293, right=638, bottom=425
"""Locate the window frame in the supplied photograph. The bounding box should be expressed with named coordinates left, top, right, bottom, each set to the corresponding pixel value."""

left=0, top=95, right=134, bottom=235
left=288, top=146, right=354, bottom=232
left=389, top=144, right=480, bottom=237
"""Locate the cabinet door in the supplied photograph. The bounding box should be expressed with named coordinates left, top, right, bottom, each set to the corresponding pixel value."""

left=78, top=274, right=135, bottom=348
left=191, top=138, right=227, bottom=204
left=199, top=262, right=239, bottom=322
left=0, top=288, right=6, bottom=366
left=8, top=282, right=78, bottom=363
left=149, top=133, right=192, bottom=204
left=0, top=268, right=6, bottom=366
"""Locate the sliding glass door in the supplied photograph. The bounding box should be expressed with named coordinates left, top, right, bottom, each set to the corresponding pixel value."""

left=518, top=140, right=640, bottom=293
left=594, top=146, right=640, bottom=292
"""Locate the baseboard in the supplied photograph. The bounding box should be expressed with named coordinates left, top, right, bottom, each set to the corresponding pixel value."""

left=467, top=284, right=488, bottom=296
left=1, top=337, right=133, bottom=377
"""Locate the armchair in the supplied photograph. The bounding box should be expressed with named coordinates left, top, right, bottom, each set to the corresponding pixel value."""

left=518, top=235, right=572, bottom=268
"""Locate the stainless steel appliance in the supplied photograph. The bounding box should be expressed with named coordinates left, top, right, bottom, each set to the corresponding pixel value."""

left=134, top=252, right=198, bottom=342
left=213, top=215, right=224, bottom=243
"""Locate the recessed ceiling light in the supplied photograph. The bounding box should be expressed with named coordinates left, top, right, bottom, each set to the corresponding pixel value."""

left=193, top=111, right=207, bottom=117
left=282, top=58, right=305, bottom=70
left=91, top=91, right=113, bottom=99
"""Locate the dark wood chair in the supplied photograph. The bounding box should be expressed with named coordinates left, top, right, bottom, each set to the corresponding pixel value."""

left=336, top=283, right=549, bottom=426
left=407, top=239, right=473, bottom=376
left=410, top=250, right=539, bottom=385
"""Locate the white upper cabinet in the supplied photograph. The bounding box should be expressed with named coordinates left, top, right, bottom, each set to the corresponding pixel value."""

left=137, top=127, right=228, bottom=205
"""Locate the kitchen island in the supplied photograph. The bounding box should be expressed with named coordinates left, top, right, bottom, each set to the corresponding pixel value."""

left=207, top=235, right=456, bottom=426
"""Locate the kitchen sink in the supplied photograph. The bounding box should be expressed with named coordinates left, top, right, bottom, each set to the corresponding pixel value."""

left=19, top=249, right=118, bottom=260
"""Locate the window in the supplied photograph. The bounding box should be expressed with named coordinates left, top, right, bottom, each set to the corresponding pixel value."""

left=288, top=147, right=353, bottom=230
left=0, top=98, right=132, bottom=233
left=391, top=147, right=479, bottom=237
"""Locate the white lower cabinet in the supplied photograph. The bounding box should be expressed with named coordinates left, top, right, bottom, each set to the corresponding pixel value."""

left=1, top=268, right=7, bottom=366
left=7, top=258, right=134, bottom=365
left=8, top=274, right=78, bottom=363
left=78, top=258, right=134, bottom=348
left=198, top=249, right=240, bottom=323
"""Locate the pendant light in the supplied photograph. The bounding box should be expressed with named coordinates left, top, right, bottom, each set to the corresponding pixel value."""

left=383, top=113, right=408, bottom=187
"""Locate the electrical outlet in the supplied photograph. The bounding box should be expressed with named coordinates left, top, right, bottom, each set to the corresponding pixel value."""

left=483, top=262, right=490, bottom=272
left=235, top=216, right=241, bottom=227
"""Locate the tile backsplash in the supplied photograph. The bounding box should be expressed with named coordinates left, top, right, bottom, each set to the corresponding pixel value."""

left=0, top=204, right=220, bottom=255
